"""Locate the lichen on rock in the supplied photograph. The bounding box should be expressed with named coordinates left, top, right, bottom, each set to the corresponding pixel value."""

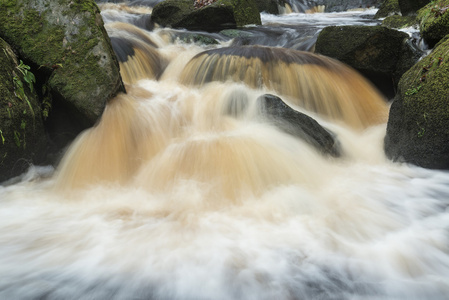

left=0, top=0, right=125, bottom=127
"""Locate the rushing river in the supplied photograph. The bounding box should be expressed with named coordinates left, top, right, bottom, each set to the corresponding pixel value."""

left=1, top=3, right=448, bottom=300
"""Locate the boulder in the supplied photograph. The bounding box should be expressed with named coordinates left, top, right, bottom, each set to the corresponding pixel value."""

left=151, top=0, right=261, bottom=32
left=256, top=94, right=340, bottom=157
left=385, top=35, right=449, bottom=169
left=0, top=38, right=47, bottom=182
left=417, top=0, right=449, bottom=48
left=315, top=25, right=417, bottom=98
left=399, top=0, right=431, bottom=16
left=375, top=0, right=400, bottom=18
left=0, top=0, right=125, bottom=129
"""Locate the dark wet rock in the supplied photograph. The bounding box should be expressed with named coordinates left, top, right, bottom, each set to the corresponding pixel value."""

left=375, top=0, right=400, bottom=18
left=315, top=25, right=418, bottom=99
left=393, top=38, right=425, bottom=84
left=399, top=0, right=431, bottom=16
left=256, top=0, right=286, bottom=14
left=0, top=38, right=47, bottom=183
left=417, top=0, right=449, bottom=48
left=151, top=0, right=261, bottom=32
left=385, top=35, right=449, bottom=169
left=257, top=94, right=340, bottom=157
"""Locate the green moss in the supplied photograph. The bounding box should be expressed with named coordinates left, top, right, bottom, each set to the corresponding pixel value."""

left=223, top=0, right=261, bottom=26
left=0, top=38, right=45, bottom=178
left=399, top=35, right=449, bottom=137
left=382, top=15, right=418, bottom=28
left=375, top=0, right=400, bottom=18
left=0, top=6, right=65, bottom=70
left=2, top=0, right=16, bottom=7
left=418, top=0, right=449, bottom=47
left=67, top=0, right=99, bottom=13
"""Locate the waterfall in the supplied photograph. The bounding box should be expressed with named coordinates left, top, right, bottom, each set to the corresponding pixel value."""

left=1, top=4, right=449, bottom=300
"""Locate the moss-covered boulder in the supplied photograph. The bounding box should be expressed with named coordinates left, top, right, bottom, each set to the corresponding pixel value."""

left=417, top=0, right=449, bottom=48
left=0, top=0, right=125, bottom=129
left=385, top=35, right=449, bottom=169
left=0, top=38, right=47, bottom=182
left=375, top=0, right=400, bottom=18
left=399, top=0, right=431, bottom=15
left=382, top=15, right=418, bottom=28
left=151, top=0, right=261, bottom=32
left=315, top=25, right=416, bottom=98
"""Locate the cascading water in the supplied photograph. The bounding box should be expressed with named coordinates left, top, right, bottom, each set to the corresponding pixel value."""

left=1, top=4, right=449, bottom=300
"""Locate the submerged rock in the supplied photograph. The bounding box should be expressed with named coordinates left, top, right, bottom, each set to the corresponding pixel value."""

left=0, top=0, right=125, bottom=129
left=314, top=0, right=381, bottom=12
left=385, top=35, right=449, bottom=169
left=174, top=32, right=220, bottom=45
left=151, top=0, right=261, bottom=32
left=0, top=38, right=47, bottom=182
left=257, top=94, right=340, bottom=157
left=315, top=25, right=416, bottom=98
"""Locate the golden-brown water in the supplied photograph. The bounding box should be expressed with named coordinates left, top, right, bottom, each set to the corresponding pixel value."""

left=1, top=5, right=449, bottom=300
left=179, top=46, right=388, bottom=129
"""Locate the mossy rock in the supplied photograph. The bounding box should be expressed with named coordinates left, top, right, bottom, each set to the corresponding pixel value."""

left=399, top=0, right=431, bottom=15
left=417, top=0, right=449, bottom=48
left=375, top=0, right=400, bottom=18
left=382, top=15, right=418, bottom=28
left=385, top=35, right=449, bottom=169
left=315, top=25, right=411, bottom=98
left=151, top=0, right=261, bottom=32
left=0, top=38, right=47, bottom=182
left=0, top=0, right=125, bottom=128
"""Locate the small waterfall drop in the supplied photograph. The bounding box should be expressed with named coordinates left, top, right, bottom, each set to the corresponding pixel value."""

left=179, top=46, right=388, bottom=129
